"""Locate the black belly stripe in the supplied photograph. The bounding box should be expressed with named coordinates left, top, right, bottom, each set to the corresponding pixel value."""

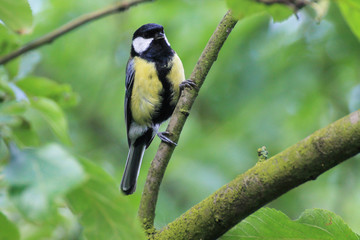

left=137, top=40, right=178, bottom=124
left=151, top=60, right=176, bottom=124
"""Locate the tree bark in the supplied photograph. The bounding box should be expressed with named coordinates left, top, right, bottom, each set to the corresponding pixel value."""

left=153, top=110, right=360, bottom=239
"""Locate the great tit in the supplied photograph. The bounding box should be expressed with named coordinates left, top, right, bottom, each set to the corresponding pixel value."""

left=120, top=23, right=195, bottom=195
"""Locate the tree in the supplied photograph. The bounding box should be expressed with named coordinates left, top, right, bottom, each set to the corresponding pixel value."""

left=1, top=0, right=360, bottom=239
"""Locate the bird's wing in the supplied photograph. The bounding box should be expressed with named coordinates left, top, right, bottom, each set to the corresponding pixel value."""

left=125, top=58, right=135, bottom=147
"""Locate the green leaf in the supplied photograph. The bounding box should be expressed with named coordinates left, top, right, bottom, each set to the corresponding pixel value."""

left=0, top=24, right=19, bottom=55
left=338, top=0, right=360, bottom=41
left=67, top=158, right=146, bottom=240
left=221, top=208, right=358, bottom=239
left=0, top=211, right=20, bottom=240
left=30, top=97, right=71, bottom=145
left=8, top=82, right=28, bottom=102
left=0, top=0, right=33, bottom=34
left=16, top=76, right=79, bottom=108
left=297, top=209, right=359, bottom=239
left=0, top=101, right=27, bottom=127
left=0, top=100, right=27, bottom=116
left=0, top=100, right=39, bottom=147
left=226, top=0, right=293, bottom=21
left=0, top=24, right=20, bottom=79
left=3, top=143, right=85, bottom=221
left=0, top=77, right=15, bottom=98
left=16, top=77, right=66, bottom=97
left=11, top=120, right=39, bottom=147
left=0, top=115, right=21, bottom=126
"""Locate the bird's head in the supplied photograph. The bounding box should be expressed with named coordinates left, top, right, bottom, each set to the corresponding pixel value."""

left=131, top=23, right=171, bottom=56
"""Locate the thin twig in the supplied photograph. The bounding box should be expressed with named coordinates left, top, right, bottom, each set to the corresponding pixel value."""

left=138, top=10, right=238, bottom=232
left=0, top=0, right=153, bottom=65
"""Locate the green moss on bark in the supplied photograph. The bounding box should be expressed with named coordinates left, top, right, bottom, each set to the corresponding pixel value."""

left=154, top=111, right=360, bottom=240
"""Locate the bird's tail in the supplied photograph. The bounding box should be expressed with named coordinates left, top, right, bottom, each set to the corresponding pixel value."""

left=120, top=143, right=146, bottom=195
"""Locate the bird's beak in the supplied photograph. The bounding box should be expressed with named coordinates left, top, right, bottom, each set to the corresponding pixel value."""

left=154, top=32, right=165, bottom=40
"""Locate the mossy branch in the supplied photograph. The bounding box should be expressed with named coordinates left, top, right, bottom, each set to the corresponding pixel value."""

left=0, top=0, right=152, bottom=65
left=138, top=11, right=238, bottom=231
left=154, top=110, right=360, bottom=239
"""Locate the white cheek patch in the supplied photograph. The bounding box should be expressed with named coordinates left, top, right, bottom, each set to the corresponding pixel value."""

left=132, top=37, right=153, bottom=54
left=164, top=35, right=170, bottom=46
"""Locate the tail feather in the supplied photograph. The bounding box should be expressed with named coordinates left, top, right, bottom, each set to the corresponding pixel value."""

left=120, top=143, right=146, bottom=195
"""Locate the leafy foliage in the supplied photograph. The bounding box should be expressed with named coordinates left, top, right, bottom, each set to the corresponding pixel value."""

left=0, top=0, right=33, bottom=34
left=67, top=158, right=146, bottom=240
left=16, top=76, right=79, bottom=108
left=226, top=0, right=293, bottom=21
left=337, top=0, right=360, bottom=41
left=0, top=24, right=20, bottom=79
left=0, top=78, right=75, bottom=147
left=222, top=208, right=359, bottom=239
left=4, top=143, right=85, bottom=220
left=0, top=212, right=20, bottom=240
left=29, top=97, right=71, bottom=145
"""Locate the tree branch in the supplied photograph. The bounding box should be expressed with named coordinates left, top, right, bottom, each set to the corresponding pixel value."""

left=0, top=0, right=152, bottom=65
left=138, top=11, right=238, bottom=232
left=153, top=110, right=360, bottom=239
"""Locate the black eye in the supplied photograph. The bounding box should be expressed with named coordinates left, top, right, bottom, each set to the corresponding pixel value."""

left=143, top=31, right=153, bottom=39
left=143, top=33, right=149, bottom=38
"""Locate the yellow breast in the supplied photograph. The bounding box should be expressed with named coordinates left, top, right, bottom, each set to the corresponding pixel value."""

left=130, top=54, right=185, bottom=126
left=167, top=54, right=185, bottom=105
left=131, top=57, right=162, bottom=126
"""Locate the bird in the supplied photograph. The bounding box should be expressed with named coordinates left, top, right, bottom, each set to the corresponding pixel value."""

left=120, top=23, right=195, bottom=195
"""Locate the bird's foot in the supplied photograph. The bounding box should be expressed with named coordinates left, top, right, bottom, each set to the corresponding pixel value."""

left=157, top=131, right=177, bottom=146
left=180, top=79, right=197, bottom=91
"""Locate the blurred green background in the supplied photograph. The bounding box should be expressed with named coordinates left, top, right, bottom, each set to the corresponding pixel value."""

left=1, top=0, right=360, bottom=238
